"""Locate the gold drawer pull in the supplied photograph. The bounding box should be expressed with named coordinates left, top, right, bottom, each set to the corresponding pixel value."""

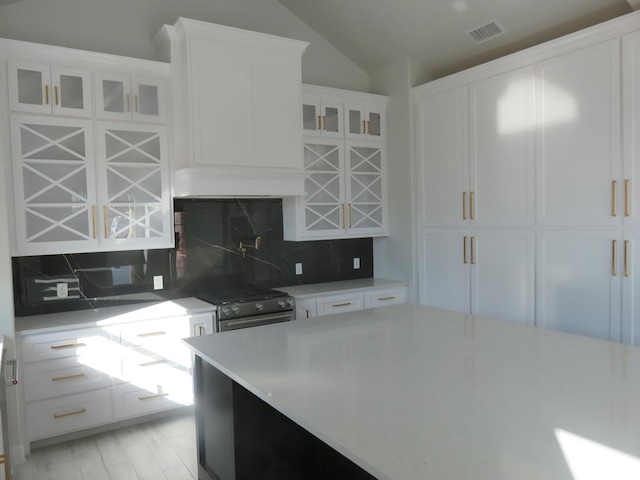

left=625, top=179, right=630, bottom=217
left=612, top=180, right=617, bottom=217
left=332, top=302, right=352, bottom=307
left=139, top=392, right=168, bottom=401
left=378, top=296, right=396, bottom=301
left=624, top=240, right=630, bottom=278
left=197, top=325, right=206, bottom=336
left=51, top=343, right=86, bottom=350
left=139, top=359, right=167, bottom=367
left=44, top=85, right=49, bottom=105
left=0, top=453, right=9, bottom=480
left=317, top=115, right=322, bottom=130
left=612, top=239, right=617, bottom=277
left=52, top=373, right=85, bottom=382
left=137, top=331, right=167, bottom=338
left=55, top=408, right=86, bottom=419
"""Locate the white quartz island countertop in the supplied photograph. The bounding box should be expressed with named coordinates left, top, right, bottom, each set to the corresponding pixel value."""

left=184, top=303, right=640, bottom=480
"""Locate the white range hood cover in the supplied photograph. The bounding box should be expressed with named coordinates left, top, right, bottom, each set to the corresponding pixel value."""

left=172, top=167, right=308, bottom=197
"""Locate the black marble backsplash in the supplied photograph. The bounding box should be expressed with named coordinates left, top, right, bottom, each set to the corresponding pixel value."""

left=13, top=198, right=373, bottom=317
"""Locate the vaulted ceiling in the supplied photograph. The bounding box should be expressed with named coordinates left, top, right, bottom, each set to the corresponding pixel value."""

left=278, top=0, right=635, bottom=81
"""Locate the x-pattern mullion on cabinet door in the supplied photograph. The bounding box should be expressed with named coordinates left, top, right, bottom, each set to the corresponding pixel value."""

left=107, top=204, right=163, bottom=238
left=104, top=131, right=161, bottom=165
left=348, top=144, right=384, bottom=230
left=350, top=175, right=382, bottom=203
left=25, top=206, right=91, bottom=242
left=106, top=165, right=162, bottom=204
left=21, top=124, right=86, bottom=161
left=22, top=162, right=88, bottom=204
left=350, top=204, right=383, bottom=228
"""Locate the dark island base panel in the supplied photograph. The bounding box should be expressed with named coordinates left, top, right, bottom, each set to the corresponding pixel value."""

left=195, top=357, right=377, bottom=480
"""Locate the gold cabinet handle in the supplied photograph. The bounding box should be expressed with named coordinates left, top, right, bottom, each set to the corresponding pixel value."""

left=134, top=94, right=139, bottom=113
left=332, top=302, right=352, bottom=307
left=305, top=309, right=310, bottom=319
left=52, top=373, right=85, bottom=382
left=44, top=85, right=49, bottom=105
left=341, top=203, right=345, bottom=229
left=54, top=85, right=59, bottom=106
left=51, top=343, right=86, bottom=350
left=462, top=192, right=467, bottom=220
left=139, top=359, right=167, bottom=367
left=362, top=120, right=366, bottom=134
left=55, top=408, right=86, bottom=419
left=91, top=205, right=97, bottom=239
left=317, top=115, right=322, bottom=130
left=612, top=239, right=617, bottom=276
left=323, top=115, right=327, bottom=130
left=103, top=205, right=108, bottom=238
left=0, top=453, right=9, bottom=480
left=349, top=203, right=353, bottom=228
left=625, top=240, right=630, bottom=278
left=471, top=236, right=476, bottom=265
left=625, top=179, right=630, bottom=217
left=137, top=331, right=167, bottom=338
left=197, top=325, right=206, bottom=336
left=126, top=93, right=131, bottom=112
left=139, top=392, right=169, bottom=401
left=367, top=120, right=371, bottom=135
left=470, top=191, right=475, bottom=220
left=378, top=296, right=396, bottom=301
left=612, top=180, right=617, bottom=217
left=463, top=236, right=468, bottom=264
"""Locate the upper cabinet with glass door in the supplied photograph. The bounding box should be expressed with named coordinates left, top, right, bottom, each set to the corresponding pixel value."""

left=345, top=104, right=385, bottom=141
left=94, top=73, right=166, bottom=123
left=302, top=93, right=342, bottom=138
left=8, top=61, right=92, bottom=117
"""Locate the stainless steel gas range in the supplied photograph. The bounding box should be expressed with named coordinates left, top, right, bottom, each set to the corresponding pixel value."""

left=196, top=288, right=295, bottom=332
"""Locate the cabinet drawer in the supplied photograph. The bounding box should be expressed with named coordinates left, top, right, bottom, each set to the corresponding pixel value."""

left=23, top=355, right=114, bottom=402
left=26, top=388, right=112, bottom=441
left=364, top=288, right=407, bottom=309
left=21, top=328, right=113, bottom=362
left=118, top=317, right=190, bottom=347
left=112, top=379, right=193, bottom=420
left=316, top=294, right=364, bottom=317
left=118, top=347, right=191, bottom=385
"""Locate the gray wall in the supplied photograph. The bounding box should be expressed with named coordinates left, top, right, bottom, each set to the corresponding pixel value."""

left=0, top=0, right=369, bottom=91
left=370, top=58, right=417, bottom=301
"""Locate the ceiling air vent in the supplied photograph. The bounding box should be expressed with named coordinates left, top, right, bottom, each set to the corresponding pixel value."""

left=466, top=19, right=505, bottom=45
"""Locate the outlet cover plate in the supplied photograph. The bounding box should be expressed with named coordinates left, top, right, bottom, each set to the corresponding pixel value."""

left=353, top=257, right=361, bottom=269
left=56, top=282, right=68, bottom=298
left=295, top=263, right=303, bottom=275
left=153, top=275, right=163, bottom=290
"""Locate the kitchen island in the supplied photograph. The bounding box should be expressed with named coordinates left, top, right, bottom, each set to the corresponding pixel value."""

left=184, top=303, right=640, bottom=480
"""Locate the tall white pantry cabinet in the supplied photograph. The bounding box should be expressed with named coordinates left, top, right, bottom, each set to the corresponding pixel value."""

left=415, top=12, right=640, bottom=344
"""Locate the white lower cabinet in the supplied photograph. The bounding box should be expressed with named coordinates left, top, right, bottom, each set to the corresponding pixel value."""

left=420, top=229, right=534, bottom=325
left=317, top=293, right=364, bottom=316
left=296, top=299, right=317, bottom=320
left=20, top=311, right=212, bottom=442
left=623, top=230, right=640, bottom=345
left=536, top=230, right=622, bottom=341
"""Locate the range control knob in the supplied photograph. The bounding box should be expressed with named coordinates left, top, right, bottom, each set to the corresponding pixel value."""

left=278, top=300, right=286, bottom=308
left=232, top=306, right=240, bottom=315
left=221, top=308, right=230, bottom=317
left=286, top=299, right=295, bottom=307
left=256, top=303, right=264, bottom=312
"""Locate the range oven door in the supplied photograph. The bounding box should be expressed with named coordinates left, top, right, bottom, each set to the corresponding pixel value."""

left=217, top=311, right=294, bottom=332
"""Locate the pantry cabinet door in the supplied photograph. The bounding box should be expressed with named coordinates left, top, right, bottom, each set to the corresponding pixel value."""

left=95, top=72, right=133, bottom=121
left=470, top=230, right=534, bottom=325
left=50, top=66, right=92, bottom=117
left=417, top=87, right=469, bottom=227
left=8, top=61, right=52, bottom=115
left=469, top=67, right=534, bottom=226
left=536, top=230, right=622, bottom=342
left=622, top=31, right=640, bottom=226
left=536, top=40, right=621, bottom=227
left=420, top=229, right=471, bottom=314
left=622, top=230, right=640, bottom=345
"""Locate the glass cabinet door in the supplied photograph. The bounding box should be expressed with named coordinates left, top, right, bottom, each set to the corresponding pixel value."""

left=51, top=66, right=92, bottom=117
left=345, top=105, right=385, bottom=141
left=345, top=142, right=387, bottom=236
left=96, top=122, right=171, bottom=249
left=302, top=98, right=342, bottom=137
left=302, top=140, right=346, bottom=236
left=10, top=115, right=98, bottom=254
left=131, top=78, right=166, bottom=123
left=366, top=110, right=384, bottom=139
left=320, top=102, right=342, bottom=138
left=95, top=73, right=132, bottom=121
left=346, top=106, right=365, bottom=139
left=8, top=61, right=52, bottom=114
left=302, top=100, right=321, bottom=135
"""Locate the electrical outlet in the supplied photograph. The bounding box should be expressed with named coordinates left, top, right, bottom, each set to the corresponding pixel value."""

left=153, top=275, right=164, bottom=290
left=295, top=263, right=303, bottom=275
left=56, top=282, right=68, bottom=298
left=353, top=257, right=361, bottom=270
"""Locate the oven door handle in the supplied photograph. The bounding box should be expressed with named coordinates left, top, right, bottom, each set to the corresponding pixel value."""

left=218, top=312, right=293, bottom=332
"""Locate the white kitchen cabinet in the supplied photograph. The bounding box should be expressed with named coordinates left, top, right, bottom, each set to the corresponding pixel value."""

left=94, top=72, right=166, bottom=123
left=622, top=230, right=640, bottom=345
left=296, top=299, right=317, bottom=320
left=420, top=229, right=534, bottom=325
left=302, top=95, right=342, bottom=138
left=623, top=31, right=640, bottom=226
left=417, top=67, right=534, bottom=227
left=8, top=60, right=92, bottom=117
left=363, top=287, right=407, bottom=309
left=95, top=122, right=172, bottom=250
left=316, top=292, right=364, bottom=317
left=345, top=103, right=385, bottom=141
left=536, top=39, right=621, bottom=227
left=536, top=230, right=622, bottom=341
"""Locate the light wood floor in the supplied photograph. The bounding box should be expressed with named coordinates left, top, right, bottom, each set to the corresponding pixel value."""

left=11, top=412, right=197, bottom=480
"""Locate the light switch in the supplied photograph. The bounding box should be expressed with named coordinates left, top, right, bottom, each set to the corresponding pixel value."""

left=153, top=275, right=163, bottom=290
left=56, top=282, right=68, bottom=298
left=295, top=263, right=303, bottom=275
left=353, top=257, right=361, bottom=270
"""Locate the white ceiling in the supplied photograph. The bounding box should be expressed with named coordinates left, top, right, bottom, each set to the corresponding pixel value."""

left=278, top=0, right=635, bottom=80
